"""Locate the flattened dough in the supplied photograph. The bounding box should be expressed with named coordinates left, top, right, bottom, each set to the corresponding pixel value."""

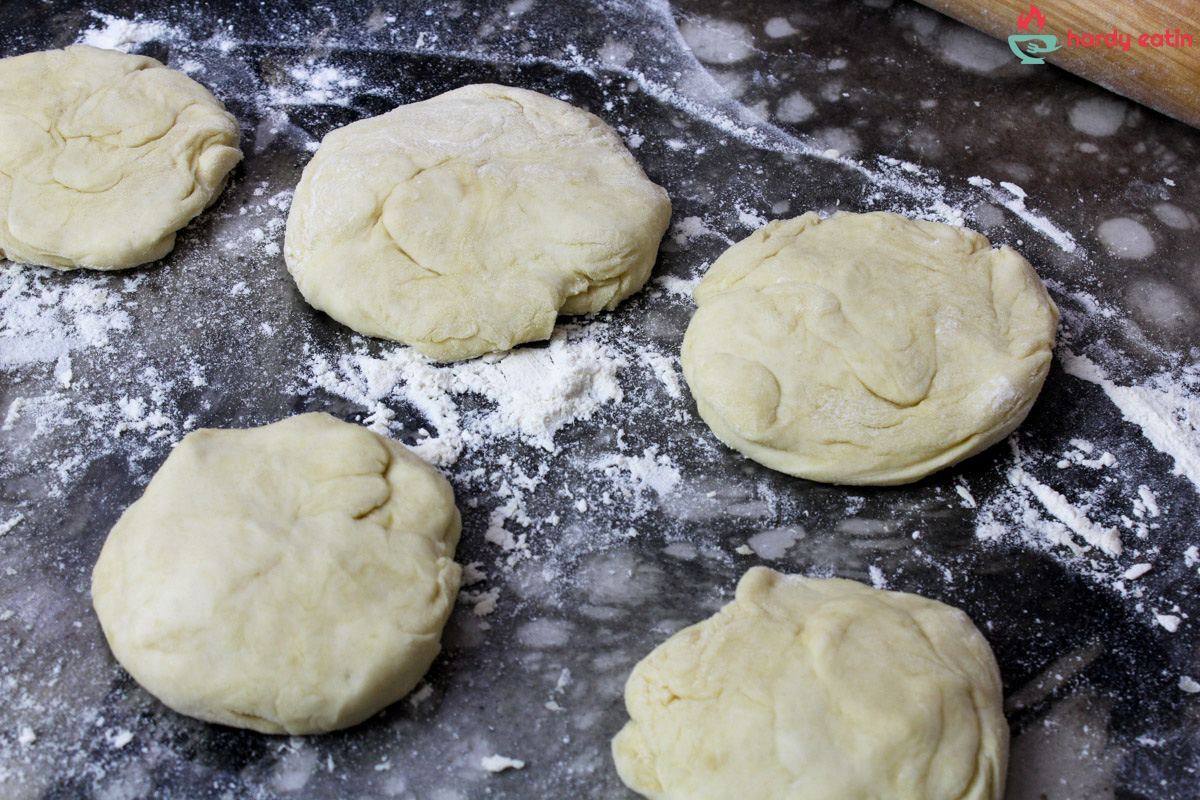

left=0, top=46, right=242, bottom=270
left=613, top=567, right=1008, bottom=800
left=284, top=83, right=671, bottom=361
left=91, top=413, right=461, bottom=735
left=681, top=211, right=1058, bottom=485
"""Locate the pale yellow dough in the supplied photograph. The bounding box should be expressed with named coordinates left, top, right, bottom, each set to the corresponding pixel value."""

left=681, top=211, right=1058, bottom=485
left=284, top=83, right=671, bottom=361
left=91, top=413, right=461, bottom=735
left=0, top=46, right=242, bottom=270
left=612, top=567, right=1009, bottom=800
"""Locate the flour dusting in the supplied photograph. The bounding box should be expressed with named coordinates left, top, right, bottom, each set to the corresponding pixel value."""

left=1061, top=351, right=1200, bottom=497
left=76, top=13, right=180, bottom=50
left=306, top=324, right=626, bottom=466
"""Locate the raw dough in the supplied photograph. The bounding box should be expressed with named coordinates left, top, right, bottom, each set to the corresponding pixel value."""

left=681, top=211, right=1058, bottom=485
left=0, top=46, right=241, bottom=270
left=612, top=567, right=1008, bottom=800
left=91, top=413, right=461, bottom=735
left=284, top=83, right=671, bottom=361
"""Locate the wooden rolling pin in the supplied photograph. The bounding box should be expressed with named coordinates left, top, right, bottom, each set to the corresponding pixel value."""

left=915, top=0, right=1200, bottom=129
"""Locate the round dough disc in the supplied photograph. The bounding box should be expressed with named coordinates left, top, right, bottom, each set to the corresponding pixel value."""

left=91, top=413, right=461, bottom=735
left=681, top=211, right=1058, bottom=485
left=0, top=46, right=242, bottom=270
left=612, top=567, right=1009, bottom=800
left=284, top=83, right=672, bottom=361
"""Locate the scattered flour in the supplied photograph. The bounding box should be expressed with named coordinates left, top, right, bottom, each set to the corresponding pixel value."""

left=1062, top=352, right=1200, bottom=497
left=967, top=176, right=1078, bottom=254
left=955, top=484, right=977, bottom=508
left=1007, top=463, right=1123, bottom=557
left=0, top=266, right=133, bottom=369
left=1136, top=485, right=1161, bottom=518
left=75, top=13, right=180, bottom=50
left=868, top=564, right=888, bottom=589
left=735, top=205, right=768, bottom=229
left=307, top=325, right=626, bottom=465
left=104, top=729, right=134, bottom=750
left=1122, top=563, right=1152, bottom=581
left=973, top=431, right=1155, bottom=582
left=654, top=273, right=702, bottom=299
left=589, top=446, right=682, bottom=514
left=0, top=264, right=191, bottom=505
left=669, top=215, right=731, bottom=248
left=969, top=328, right=1197, bottom=632
left=639, top=352, right=683, bottom=400
left=270, top=61, right=363, bottom=107
left=481, top=754, right=525, bottom=773
left=460, top=586, right=501, bottom=619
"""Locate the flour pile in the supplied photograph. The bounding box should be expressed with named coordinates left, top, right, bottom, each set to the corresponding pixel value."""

left=306, top=324, right=627, bottom=466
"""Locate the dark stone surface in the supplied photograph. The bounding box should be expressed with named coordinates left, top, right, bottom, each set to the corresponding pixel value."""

left=0, top=1, right=1197, bottom=798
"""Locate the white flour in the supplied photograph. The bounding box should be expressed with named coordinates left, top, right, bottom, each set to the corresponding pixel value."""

left=1061, top=351, right=1200, bottom=497
left=270, top=62, right=363, bottom=107
left=1007, top=461, right=1123, bottom=557
left=970, top=333, right=1198, bottom=632
left=0, top=266, right=134, bottom=369
left=654, top=273, right=702, bottom=299
left=668, top=215, right=731, bottom=248
left=480, top=754, right=525, bottom=773
left=589, top=445, right=682, bottom=515
left=221, top=185, right=292, bottom=258
left=969, top=176, right=1079, bottom=254
left=75, top=13, right=180, bottom=50
left=307, top=324, right=626, bottom=466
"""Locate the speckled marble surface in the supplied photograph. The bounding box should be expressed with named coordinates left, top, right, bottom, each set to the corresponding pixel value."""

left=1, top=1, right=1198, bottom=798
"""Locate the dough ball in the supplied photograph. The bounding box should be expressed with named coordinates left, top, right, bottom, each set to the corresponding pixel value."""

left=284, top=83, right=671, bottom=361
left=612, top=567, right=1008, bottom=800
left=0, top=46, right=242, bottom=270
left=681, top=211, right=1058, bottom=485
left=91, top=413, right=461, bottom=735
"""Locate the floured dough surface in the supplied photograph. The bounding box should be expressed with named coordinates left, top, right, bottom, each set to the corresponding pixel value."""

left=0, top=45, right=242, bottom=270
left=91, top=413, right=461, bottom=735
left=612, top=567, right=1008, bottom=800
left=681, top=211, right=1058, bottom=485
left=284, top=83, right=671, bottom=361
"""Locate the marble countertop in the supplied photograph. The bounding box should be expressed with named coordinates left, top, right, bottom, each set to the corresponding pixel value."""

left=0, top=1, right=1197, bottom=798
